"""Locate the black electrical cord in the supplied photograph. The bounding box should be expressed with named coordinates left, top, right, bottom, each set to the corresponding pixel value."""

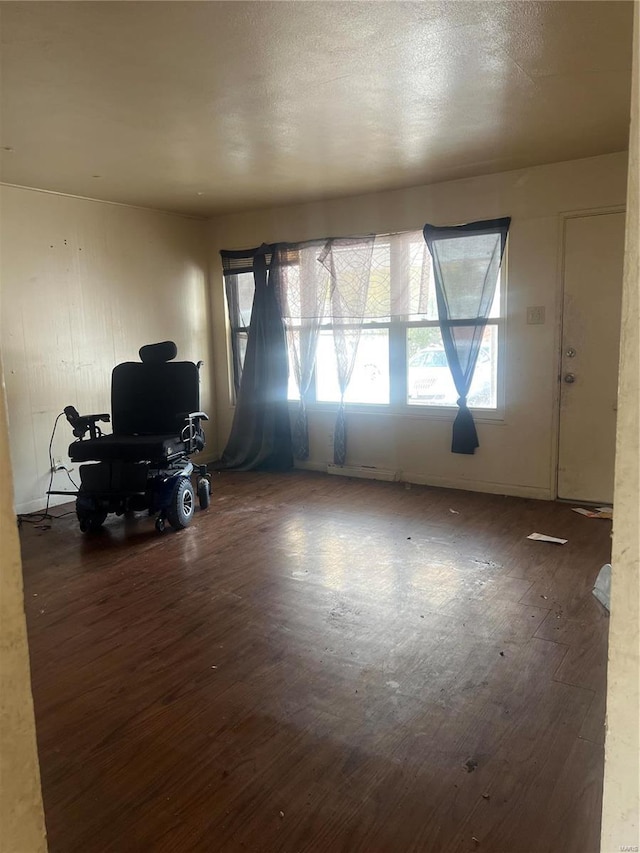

left=65, top=468, right=79, bottom=490
left=17, top=412, right=70, bottom=527
left=43, top=469, right=80, bottom=521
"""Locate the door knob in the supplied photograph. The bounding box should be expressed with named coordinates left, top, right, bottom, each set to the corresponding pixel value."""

left=564, top=373, right=576, bottom=384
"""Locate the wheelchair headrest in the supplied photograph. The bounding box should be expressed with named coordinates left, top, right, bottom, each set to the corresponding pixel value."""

left=139, top=341, right=178, bottom=364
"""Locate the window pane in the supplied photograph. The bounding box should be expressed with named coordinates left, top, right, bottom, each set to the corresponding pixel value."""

left=429, top=233, right=502, bottom=320
left=237, top=331, right=248, bottom=371
left=286, top=331, right=301, bottom=401
left=406, top=236, right=438, bottom=321
left=407, top=325, right=498, bottom=409
left=399, top=234, right=502, bottom=322
left=316, top=328, right=389, bottom=404
left=488, top=269, right=501, bottom=319
left=282, top=258, right=330, bottom=323
left=367, top=241, right=391, bottom=320
left=236, top=272, right=255, bottom=328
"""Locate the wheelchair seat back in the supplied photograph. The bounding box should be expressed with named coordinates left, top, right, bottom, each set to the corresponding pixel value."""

left=67, top=341, right=206, bottom=464
left=112, top=361, right=200, bottom=436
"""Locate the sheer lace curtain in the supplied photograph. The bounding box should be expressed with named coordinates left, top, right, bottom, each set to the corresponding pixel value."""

left=319, top=237, right=375, bottom=465
left=423, top=218, right=510, bottom=454
left=280, top=233, right=427, bottom=464
left=279, top=242, right=331, bottom=460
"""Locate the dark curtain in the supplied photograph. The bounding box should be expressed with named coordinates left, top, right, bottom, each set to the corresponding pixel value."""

left=423, top=217, right=510, bottom=454
left=217, top=245, right=293, bottom=471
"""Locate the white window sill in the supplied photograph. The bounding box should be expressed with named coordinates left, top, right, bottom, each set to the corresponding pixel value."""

left=286, top=400, right=505, bottom=424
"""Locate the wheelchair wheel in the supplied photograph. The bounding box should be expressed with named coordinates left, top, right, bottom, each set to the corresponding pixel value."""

left=197, top=477, right=210, bottom=510
left=167, top=478, right=195, bottom=530
left=77, top=507, right=108, bottom=533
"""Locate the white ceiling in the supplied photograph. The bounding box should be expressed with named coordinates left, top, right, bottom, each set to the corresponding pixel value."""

left=0, top=1, right=633, bottom=217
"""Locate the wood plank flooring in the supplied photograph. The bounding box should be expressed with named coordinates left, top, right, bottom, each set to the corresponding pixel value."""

left=19, top=472, right=612, bottom=852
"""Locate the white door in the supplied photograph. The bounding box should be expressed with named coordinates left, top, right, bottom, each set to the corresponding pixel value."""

left=557, top=211, right=626, bottom=504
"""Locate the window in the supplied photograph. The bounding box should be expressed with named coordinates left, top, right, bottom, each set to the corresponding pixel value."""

left=226, top=270, right=255, bottom=394
left=406, top=325, right=498, bottom=408
left=315, top=328, right=390, bottom=405
left=226, top=229, right=505, bottom=412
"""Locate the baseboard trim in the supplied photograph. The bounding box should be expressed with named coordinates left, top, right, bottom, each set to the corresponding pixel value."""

left=294, top=461, right=551, bottom=500
left=293, top=461, right=328, bottom=473
left=15, top=493, right=75, bottom=516
left=327, top=464, right=398, bottom=482
left=400, top=471, right=552, bottom=500
left=295, top=461, right=400, bottom=482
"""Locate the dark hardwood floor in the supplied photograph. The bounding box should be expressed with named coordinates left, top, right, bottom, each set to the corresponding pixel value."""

left=19, top=471, right=611, bottom=853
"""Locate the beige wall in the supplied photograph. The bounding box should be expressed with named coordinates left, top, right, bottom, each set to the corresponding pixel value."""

left=0, top=187, right=212, bottom=513
left=208, top=152, right=628, bottom=499
left=601, top=5, right=640, bottom=851
left=0, top=357, right=47, bottom=852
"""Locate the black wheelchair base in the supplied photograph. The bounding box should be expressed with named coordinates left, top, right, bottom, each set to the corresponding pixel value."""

left=50, top=463, right=211, bottom=533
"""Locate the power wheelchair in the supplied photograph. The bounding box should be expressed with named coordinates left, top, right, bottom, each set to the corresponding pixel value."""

left=55, top=341, right=210, bottom=534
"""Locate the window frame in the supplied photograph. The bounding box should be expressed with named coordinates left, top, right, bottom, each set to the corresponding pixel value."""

left=225, top=235, right=507, bottom=422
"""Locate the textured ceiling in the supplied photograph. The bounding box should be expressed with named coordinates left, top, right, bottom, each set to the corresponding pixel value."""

left=0, top=1, right=634, bottom=216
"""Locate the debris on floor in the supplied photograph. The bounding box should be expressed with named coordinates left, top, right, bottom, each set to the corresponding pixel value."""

left=449, top=508, right=459, bottom=514
left=279, top=811, right=285, bottom=819
left=464, top=758, right=478, bottom=773
left=592, top=563, right=612, bottom=611
left=571, top=506, right=613, bottom=520
left=499, top=651, right=505, bottom=657
left=482, top=793, right=490, bottom=800
left=527, top=532, right=568, bottom=545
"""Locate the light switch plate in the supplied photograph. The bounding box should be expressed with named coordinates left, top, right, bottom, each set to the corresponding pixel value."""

left=526, top=306, right=545, bottom=325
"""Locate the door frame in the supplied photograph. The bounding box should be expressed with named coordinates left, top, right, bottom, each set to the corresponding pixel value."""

left=551, top=205, right=626, bottom=501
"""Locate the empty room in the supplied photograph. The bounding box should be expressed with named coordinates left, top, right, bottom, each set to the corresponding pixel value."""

left=1, top=2, right=638, bottom=853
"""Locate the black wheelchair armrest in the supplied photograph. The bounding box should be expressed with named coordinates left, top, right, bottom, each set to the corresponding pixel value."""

left=64, top=406, right=111, bottom=440
left=180, top=412, right=208, bottom=453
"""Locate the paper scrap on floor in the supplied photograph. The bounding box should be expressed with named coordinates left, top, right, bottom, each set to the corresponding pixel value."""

left=571, top=506, right=613, bottom=520
left=527, top=532, right=568, bottom=545
left=593, top=563, right=612, bottom=611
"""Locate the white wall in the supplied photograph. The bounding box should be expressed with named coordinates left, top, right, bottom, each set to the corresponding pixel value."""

left=208, top=152, right=628, bottom=499
left=0, top=187, right=212, bottom=514
left=601, top=6, right=640, bottom=850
